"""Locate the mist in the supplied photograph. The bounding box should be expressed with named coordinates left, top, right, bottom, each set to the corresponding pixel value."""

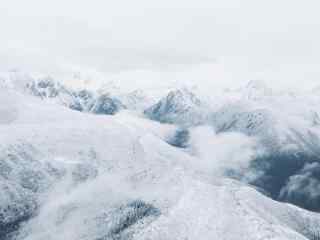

left=2, top=0, right=320, bottom=91
left=188, top=126, right=258, bottom=177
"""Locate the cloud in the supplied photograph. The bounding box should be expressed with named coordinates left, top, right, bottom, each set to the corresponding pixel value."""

left=2, top=0, right=320, bottom=90
left=279, top=162, right=320, bottom=211
left=188, top=126, right=258, bottom=177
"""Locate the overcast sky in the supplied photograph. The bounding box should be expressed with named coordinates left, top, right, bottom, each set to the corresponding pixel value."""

left=1, top=0, right=320, bottom=90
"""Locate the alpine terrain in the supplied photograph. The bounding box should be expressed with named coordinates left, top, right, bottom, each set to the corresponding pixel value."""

left=0, top=72, right=320, bottom=240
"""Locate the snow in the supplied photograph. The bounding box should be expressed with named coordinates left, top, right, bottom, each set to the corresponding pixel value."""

left=144, top=88, right=210, bottom=126
left=1, top=78, right=320, bottom=240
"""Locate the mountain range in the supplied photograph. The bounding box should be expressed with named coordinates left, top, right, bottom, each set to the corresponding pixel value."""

left=1, top=71, right=320, bottom=239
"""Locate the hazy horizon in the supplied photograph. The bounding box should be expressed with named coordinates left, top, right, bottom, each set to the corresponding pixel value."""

left=2, top=0, right=320, bottom=91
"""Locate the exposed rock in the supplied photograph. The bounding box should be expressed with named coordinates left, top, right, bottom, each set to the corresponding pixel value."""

left=90, top=94, right=126, bottom=115
left=144, top=89, right=208, bottom=126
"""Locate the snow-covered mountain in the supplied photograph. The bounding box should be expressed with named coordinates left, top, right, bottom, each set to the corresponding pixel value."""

left=144, top=88, right=209, bottom=126
left=0, top=70, right=156, bottom=114
left=24, top=76, right=126, bottom=115
left=1, top=73, right=320, bottom=239
left=119, top=89, right=155, bottom=111
left=90, top=93, right=126, bottom=115
left=208, top=85, right=320, bottom=212
left=242, top=80, right=273, bottom=100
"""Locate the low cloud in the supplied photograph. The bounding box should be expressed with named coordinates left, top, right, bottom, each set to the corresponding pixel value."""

left=188, top=126, right=258, bottom=178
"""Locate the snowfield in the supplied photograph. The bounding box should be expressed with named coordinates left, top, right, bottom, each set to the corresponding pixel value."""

left=1, top=74, right=320, bottom=240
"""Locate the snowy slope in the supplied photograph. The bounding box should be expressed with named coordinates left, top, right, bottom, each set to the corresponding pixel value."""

left=1, top=86, right=320, bottom=240
left=135, top=179, right=320, bottom=240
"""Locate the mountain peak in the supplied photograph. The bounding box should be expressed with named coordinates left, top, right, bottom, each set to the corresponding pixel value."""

left=144, top=88, right=207, bottom=126
left=243, top=80, right=273, bottom=100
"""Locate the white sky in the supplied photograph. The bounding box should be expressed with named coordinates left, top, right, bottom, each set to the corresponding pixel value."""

left=1, top=0, right=320, bottom=90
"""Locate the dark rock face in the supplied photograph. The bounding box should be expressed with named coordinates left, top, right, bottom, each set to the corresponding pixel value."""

left=248, top=153, right=307, bottom=199
left=68, top=100, right=83, bottom=111
left=235, top=152, right=320, bottom=212
left=73, top=90, right=95, bottom=111
left=77, top=89, right=94, bottom=100
left=213, top=102, right=320, bottom=212
left=0, top=204, right=34, bottom=240
left=279, top=161, right=320, bottom=212
left=166, top=128, right=190, bottom=148
left=144, top=89, right=207, bottom=126
left=90, top=94, right=126, bottom=115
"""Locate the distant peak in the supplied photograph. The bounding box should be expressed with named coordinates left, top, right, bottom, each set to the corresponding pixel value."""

left=246, top=79, right=269, bottom=89
left=243, top=80, right=272, bottom=100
